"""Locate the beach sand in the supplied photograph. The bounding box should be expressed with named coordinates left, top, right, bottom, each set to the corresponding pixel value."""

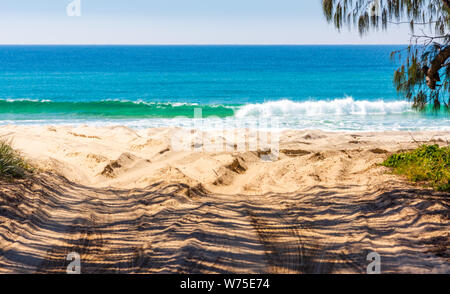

left=0, top=125, right=448, bottom=273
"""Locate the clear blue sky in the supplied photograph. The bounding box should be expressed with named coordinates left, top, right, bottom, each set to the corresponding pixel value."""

left=0, top=0, right=411, bottom=44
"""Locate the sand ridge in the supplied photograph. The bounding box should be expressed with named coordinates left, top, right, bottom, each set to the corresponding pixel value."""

left=0, top=125, right=449, bottom=194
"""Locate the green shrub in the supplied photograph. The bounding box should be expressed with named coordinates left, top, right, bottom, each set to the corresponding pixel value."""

left=382, top=145, right=449, bottom=192
left=0, top=139, right=32, bottom=179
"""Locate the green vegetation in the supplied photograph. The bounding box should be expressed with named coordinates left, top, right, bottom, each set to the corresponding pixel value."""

left=0, top=139, right=32, bottom=179
left=382, top=145, right=450, bottom=192
left=322, top=0, right=450, bottom=110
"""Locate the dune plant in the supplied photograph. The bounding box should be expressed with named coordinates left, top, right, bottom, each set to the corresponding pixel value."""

left=0, top=139, right=31, bottom=179
left=382, top=144, right=450, bottom=192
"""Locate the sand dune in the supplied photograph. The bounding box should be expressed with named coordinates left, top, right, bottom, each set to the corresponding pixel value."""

left=0, top=126, right=448, bottom=273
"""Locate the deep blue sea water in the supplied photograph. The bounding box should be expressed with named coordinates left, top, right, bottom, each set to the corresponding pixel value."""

left=0, top=45, right=448, bottom=131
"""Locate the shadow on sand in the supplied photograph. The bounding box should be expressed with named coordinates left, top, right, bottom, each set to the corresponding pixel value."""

left=0, top=172, right=448, bottom=274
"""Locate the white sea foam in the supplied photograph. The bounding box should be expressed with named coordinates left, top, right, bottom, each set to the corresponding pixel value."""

left=235, top=97, right=413, bottom=118
left=1, top=97, right=448, bottom=132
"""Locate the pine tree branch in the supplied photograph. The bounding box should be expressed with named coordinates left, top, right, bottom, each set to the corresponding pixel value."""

left=443, top=0, right=450, bottom=9
left=424, top=46, right=450, bottom=90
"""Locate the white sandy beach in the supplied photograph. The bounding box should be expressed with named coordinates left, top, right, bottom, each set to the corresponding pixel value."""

left=0, top=126, right=448, bottom=273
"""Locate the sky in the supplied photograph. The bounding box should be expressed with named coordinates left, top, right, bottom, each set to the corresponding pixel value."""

left=0, top=0, right=412, bottom=45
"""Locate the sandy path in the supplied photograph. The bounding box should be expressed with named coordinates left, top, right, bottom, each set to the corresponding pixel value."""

left=1, top=172, right=448, bottom=273
left=0, top=126, right=448, bottom=273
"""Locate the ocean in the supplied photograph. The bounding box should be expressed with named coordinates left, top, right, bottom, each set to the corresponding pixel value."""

left=0, top=45, right=448, bottom=131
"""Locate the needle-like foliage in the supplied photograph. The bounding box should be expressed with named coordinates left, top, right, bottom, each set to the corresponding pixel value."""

left=323, top=0, right=450, bottom=109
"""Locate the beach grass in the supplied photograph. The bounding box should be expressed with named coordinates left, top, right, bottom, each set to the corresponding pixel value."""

left=0, top=139, right=32, bottom=179
left=382, top=144, right=450, bottom=192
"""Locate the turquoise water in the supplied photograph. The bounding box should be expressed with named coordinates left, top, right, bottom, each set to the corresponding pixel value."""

left=0, top=45, right=448, bottom=131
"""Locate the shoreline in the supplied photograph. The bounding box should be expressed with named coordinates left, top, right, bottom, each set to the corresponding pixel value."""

left=1, top=97, right=449, bottom=132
